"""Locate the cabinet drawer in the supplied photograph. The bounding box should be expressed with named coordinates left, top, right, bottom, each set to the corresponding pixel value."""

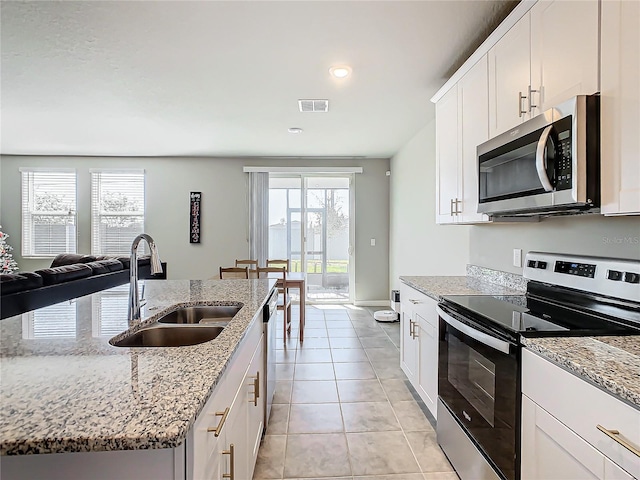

left=522, top=349, right=640, bottom=477
left=400, top=284, right=432, bottom=311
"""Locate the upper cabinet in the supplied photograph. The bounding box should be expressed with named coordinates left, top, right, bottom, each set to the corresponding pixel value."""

left=435, top=56, right=491, bottom=225
left=488, top=0, right=599, bottom=137
left=600, top=0, right=640, bottom=216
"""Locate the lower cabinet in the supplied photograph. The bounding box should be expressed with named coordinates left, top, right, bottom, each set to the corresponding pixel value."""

left=399, top=283, right=438, bottom=419
left=521, top=348, right=638, bottom=480
left=186, top=317, right=265, bottom=480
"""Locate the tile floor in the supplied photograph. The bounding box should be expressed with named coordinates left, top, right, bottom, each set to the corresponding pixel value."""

left=253, top=304, right=458, bottom=480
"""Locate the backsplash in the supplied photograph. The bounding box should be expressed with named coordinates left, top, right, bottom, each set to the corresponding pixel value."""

left=467, top=264, right=528, bottom=292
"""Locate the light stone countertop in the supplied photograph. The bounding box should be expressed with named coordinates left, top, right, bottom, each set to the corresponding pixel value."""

left=399, top=275, right=525, bottom=300
left=522, top=336, right=640, bottom=409
left=0, top=278, right=276, bottom=455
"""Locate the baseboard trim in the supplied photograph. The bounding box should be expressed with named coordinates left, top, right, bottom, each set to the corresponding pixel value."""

left=353, top=300, right=390, bottom=307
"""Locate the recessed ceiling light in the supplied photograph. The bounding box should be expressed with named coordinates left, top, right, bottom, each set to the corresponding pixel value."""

left=288, top=127, right=303, bottom=134
left=329, top=65, right=352, bottom=79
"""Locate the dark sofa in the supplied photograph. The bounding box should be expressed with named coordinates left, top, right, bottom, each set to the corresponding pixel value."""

left=0, top=254, right=167, bottom=319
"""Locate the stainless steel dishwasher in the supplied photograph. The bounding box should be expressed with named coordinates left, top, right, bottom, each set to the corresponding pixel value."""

left=262, top=287, right=278, bottom=430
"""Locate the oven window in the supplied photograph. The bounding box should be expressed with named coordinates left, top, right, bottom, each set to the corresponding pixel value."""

left=448, top=334, right=496, bottom=427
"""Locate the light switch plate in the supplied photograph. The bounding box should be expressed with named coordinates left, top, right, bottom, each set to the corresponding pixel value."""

left=513, top=248, right=522, bottom=268
left=370, top=238, right=376, bottom=247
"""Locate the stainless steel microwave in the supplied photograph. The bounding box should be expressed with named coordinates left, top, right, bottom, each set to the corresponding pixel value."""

left=477, top=95, right=600, bottom=217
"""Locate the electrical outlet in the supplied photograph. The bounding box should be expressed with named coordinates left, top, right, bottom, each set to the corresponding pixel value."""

left=370, top=238, right=376, bottom=247
left=513, top=248, right=522, bottom=268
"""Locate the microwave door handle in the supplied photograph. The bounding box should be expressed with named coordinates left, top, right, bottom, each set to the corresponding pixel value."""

left=436, top=306, right=511, bottom=354
left=535, top=125, right=554, bottom=192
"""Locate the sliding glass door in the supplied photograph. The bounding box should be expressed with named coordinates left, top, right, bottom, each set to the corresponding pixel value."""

left=268, top=174, right=353, bottom=303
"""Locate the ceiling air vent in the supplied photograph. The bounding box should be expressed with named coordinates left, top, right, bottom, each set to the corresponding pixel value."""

left=298, top=99, right=329, bottom=113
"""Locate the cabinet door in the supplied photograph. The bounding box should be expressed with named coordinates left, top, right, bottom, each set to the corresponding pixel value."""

left=415, top=296, right=438, bottom=420
left=605, top=458, right=635, bottom=480
left=246, top=336, right=265, bottom=480
left=601, top=0, right=640, bottom=215
left=521, top=395, right=605, bottom=480
left=221, top=386, right=249, bottom=480
left=530, top=0, right=599, bottom=115
left=400, top=301, right=418, bottom=383
left=435, top=86, right=460, bottom=224
left=458, top=55, right=491, bottom=224
left=488, top=14, right=531, bottom=137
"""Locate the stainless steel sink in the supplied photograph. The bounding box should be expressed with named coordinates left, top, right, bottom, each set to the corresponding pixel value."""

left=110, top=325, right=225, bottom=348
left=156, top=305, right=240, bottom=325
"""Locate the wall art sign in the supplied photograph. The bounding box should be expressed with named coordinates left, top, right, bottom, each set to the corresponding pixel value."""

left=190, top=192, right=201, bottom=244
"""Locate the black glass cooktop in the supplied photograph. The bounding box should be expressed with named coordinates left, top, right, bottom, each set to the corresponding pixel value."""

left=441, top=291, right=640, bottom=337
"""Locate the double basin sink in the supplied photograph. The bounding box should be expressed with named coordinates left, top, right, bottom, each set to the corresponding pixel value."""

left=110, top=305, right=241, bottom=348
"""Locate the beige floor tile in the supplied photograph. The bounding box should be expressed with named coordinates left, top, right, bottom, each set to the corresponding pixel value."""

left=276, top=337, right=298, bottom=350
left=330, top=337, right=363, bottom=349
left=371, top=359, right=407, bottom=379
left=335, top=362, right=377, bottom=380
left=296, top=348, right=332, bottom=363
left=253, top=434, right=286, bottom=479
left=324, top=320, right=354, bottom=328
left=327, top=328, right=358, bottom=337
left=267, top=404, right=290, bottom=435
left=284, top=434, right=352, bottom=478
left=331, top=349, right=369, bottom=363
left=347, top=431, right=421, bottom=476
left=292, top=380, right=339, bottom=403
left=354, top=475, right=425, bottom=480
left=276, top=363, right=295, bottom=381
left=294, top=363, right=335, bottom=381
left=288, top=403, right=344, bottom=433
left=422, top=473, right=459, bottom=480
left=303, top=327, right=328, bottom=338
left=274, top=380, right=292, bottom=404
left=391, top=401, right=435, bottom=432
left=341, top=401, right=401, bottom=432
left=337, top=379, right=387, bottom=403
left=405, top=431, right=454, bottom=473
left=276, top=349, right=296, bottom=364
left=365, top=347, right=400, bottom=362
left=359, top=336, right=396, bottom=349
left=299, top=337, right=330, bottom=349
left=380, top=379, right=415, bottom=402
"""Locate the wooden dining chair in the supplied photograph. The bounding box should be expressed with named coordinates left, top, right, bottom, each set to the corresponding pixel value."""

left=219, top=266, right=249, bottom=279
left=235, top=259, right=258, bottom=268
left=257, top=266, right=292, bottom=338
left=266, top=259, right=290, bottom=271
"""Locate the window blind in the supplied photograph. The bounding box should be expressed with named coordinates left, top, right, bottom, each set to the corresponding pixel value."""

left=22, top=301, right=77, bottom=339
left=92, top=285, right=129, bottom=336
left=20, top=169, right=77, bottom=257
left=91, top=170, right=145, bottom=255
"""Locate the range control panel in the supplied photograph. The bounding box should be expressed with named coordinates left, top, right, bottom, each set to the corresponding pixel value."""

left=554, top=261, right=597, bottom=278
left=524, top=252, right=640, bottom=302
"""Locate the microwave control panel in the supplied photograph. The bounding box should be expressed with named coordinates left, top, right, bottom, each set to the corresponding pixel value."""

left=555, top=130, right=572, bottom=191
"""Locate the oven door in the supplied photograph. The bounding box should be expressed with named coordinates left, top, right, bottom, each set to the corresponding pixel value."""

left=437, top=305, right=519, bottom=480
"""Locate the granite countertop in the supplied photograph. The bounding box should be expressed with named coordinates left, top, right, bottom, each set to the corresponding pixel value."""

left=399, top=275, right=525, bottom=300
left=523, top=336, right=640, bottom=409
left=0, top=278, right=275, bottom=456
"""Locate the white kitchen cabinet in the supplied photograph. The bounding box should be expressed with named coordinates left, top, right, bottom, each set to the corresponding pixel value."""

left=435, top=56, right=491, bottom=225
left=400, top=285, right=419, bottom=384
left=488, top=14, right=531, bottom=137
left=600, top=0, right=640, bottom=216
left=399, top=283, right=438, bottom=419
left=488, top=0, right=599, bottom=137
left=521, top=349, right=639, bottom=480
left=435, top=86, right=460, bottom=225
left=246, top=335, right=265, bottom=480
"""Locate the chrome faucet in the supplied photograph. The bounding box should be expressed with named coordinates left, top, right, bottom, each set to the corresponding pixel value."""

left=128, top=233, right=163, bottom=324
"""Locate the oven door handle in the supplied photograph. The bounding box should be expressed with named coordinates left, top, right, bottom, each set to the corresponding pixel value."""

left=437, top=306, right=512, bottom=355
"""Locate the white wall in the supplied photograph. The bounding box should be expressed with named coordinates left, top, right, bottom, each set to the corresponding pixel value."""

left=389, top=120, right=470, bottom=290
left=0, top=155, right=390, bottom=303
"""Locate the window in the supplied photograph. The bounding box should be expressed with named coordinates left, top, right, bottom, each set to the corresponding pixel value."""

left=22, top=301, right=77, bottom=339
left=21, top=169, right=77, bottom=257
left=91, top=170, right=145, bottom=255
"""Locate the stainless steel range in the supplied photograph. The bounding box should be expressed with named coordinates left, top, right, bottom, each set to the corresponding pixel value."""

left=436, top=252, right=640, bottom=480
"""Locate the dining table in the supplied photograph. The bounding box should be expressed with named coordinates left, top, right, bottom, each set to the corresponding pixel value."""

left=267, top=271, right=306, bottom=342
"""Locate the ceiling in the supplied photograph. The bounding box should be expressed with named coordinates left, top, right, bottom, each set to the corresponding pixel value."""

left=1, top=1, right=517, bottom=159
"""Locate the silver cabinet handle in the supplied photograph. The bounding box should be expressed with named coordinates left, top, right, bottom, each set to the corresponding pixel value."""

left=528, top=85, right=539, bottom=112
left=535, top=125, right=554, bottom=192
left=450, top=198, right=455, bottom=216
left=455, top=198, right=462, bottom=215
left=437, top=306, right=512, bottom=354
left=597, top=425, right=640, bottom=457
left=518, top=91, right=528, bottom=117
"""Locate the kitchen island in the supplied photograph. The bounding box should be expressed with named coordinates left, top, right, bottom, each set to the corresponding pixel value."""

left=0, top=278, right=275, bottom=477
